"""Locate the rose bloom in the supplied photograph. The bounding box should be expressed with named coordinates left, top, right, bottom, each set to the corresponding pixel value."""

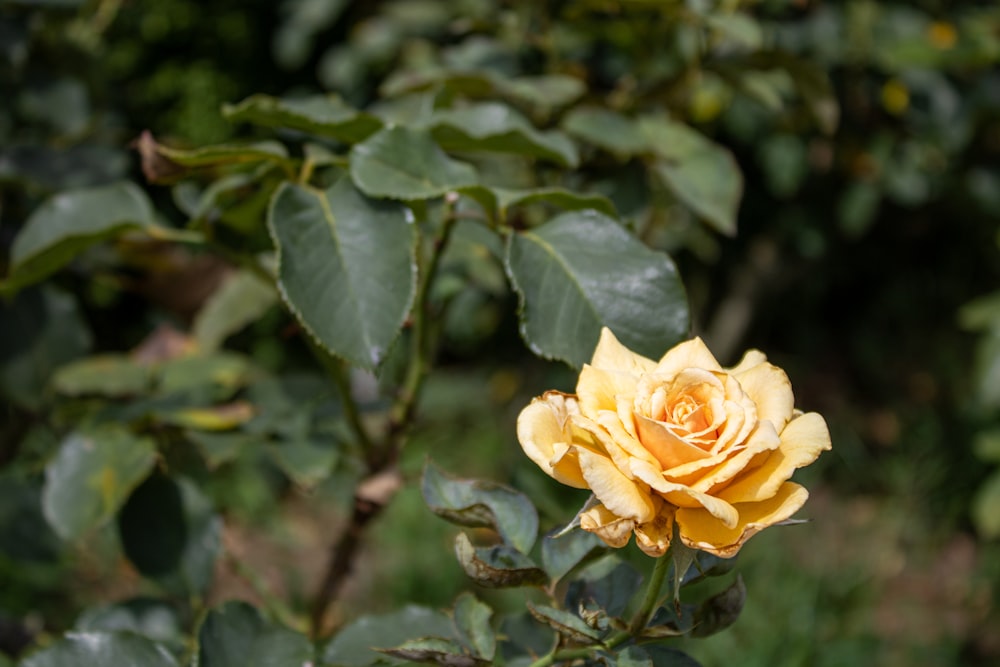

left=518, top=328, right=831, bottom=558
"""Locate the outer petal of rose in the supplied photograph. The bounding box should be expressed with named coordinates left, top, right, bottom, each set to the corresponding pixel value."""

left=630, top=459, right=739, bottom=529
left=653, top=337, right=722, bottom=378
left=517, top=394, right=589, bottom=489
left=675, top=482, right=809, bottom=558
left=580, top=503, right=635, bottom=548
left=575, top=447, right=656, bottom=523
left=577, top=365, right=640, bottom=418
left=733, top=362, right=795, bottom=433
left=655, top=419, right=778, bottom=485
left=635, top=511, right=674, bottom=557
left=727, top=349, right=767, bottom=375
left=590, top=327, right=657, bottom=374
left=715, top=412, right=831, bottom=504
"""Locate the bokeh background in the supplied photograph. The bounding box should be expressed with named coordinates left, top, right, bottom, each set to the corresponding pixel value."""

left=2, top=1, right=999, bottom=665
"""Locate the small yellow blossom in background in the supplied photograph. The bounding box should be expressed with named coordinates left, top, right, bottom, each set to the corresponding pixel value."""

left=517, top=328, right=831, bottom=558
left=927, top=21, right=958, bottom=50
left=881, top=78, right=910, bottom=116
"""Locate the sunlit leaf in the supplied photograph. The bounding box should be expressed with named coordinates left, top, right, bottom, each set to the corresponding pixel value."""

left=452, top=593, right=495, bottom=661
left=505, top=210, right=689, bottom=368
left=18, top=632, right=178, bottom=667
left=42, top=426, right=157, bottom=541
left=268, top=178, right=416, bottom=369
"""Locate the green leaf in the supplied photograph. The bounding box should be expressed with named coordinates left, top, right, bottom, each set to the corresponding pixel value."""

left=526, top=604, right=603, bottom=643
left=615, top=646, right=703, bottom=667
left=0, top=472, right=61, bottom=562
left=118, top=473, right=186, bottom=577
left=690, top=575, right=746, bottom=638
left=562, top=107, right=647, bottom=156
left=268, top=178, right=416, bottom=369
left=321, top=606, right=456, bottom=666
left=18, top=632, right=178, bottom=667
left=42, top=426, right=157, bottom=541
left=565, top=557, right=641, bottom=618
left=972, top=469, right=1000, bottom=540
left=51, top=355, right=152, bottom=397
left=157, top=352, right=255, bottom=398
left=452, top=593, right=495, bottom=661
left=223, top=94, right=383, bottom=143
left=422, top=461, right=538, bottom=553
left=377, top=638, right=487, bottom=667
left=642, top=117, right=743, bottom=236
left=973, top=429, right=1000, bottom=463
left=453, top=533, right=547, bottom=589
left=505, top=210, right=689, bottom=368
left=75, top=598, right=185, bottom=651
left=185, top=431, right=251, bottom=468
left=197, top=601, right=314, bottom=667
left=431, top=103, right=579, bottom=167
left=460, top=186, right=617, bottom=223
left=496, top=75, right=585, bottom=112
left=540, top=527, right=605, bottom=584
left=746, top=52, right=839, bottom=134
left=267, top=439, right=338, bottom=489
left=350, top=126, right=478, bottom=201
left=0, top=287, right=91, bottom=410
left=5, top=181, right=156, bottom=291
left=155, top=140, right=289, bottom=168
left=193, top=270, right=279, bottom=351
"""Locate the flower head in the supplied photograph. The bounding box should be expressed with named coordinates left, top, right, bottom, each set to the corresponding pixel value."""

left=517, top=328, right=831, bottom=557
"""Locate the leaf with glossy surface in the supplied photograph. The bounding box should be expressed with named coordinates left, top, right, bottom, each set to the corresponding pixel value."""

left=505, top=210, right=689, bottom=368
left=350, top=126, right=478, bottom=201
left=526, top=604, right=603, bottom=643
left=431, top=103, right=578, bottom=167
left=454, top=533, right=547, bottom=589
left=42, top=426, right=157, bottom=541
left=642, top=117, right=743, bottom=236
left=223, top=94, right=383, bottom=143
left=321, top=606, right=456, bottom=666
left=197, top=601, right=314, bottom=667
left=5, top=181, right=156, bottom=291
left=422, top=461, right=538, bottom=553
left=540, top=527, right=605, bottom=584
left=19, top=632, right=178, bottom=667
left=268, top=178, right=416, bottom=369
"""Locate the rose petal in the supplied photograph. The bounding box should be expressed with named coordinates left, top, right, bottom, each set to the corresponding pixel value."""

left=575, top=447, right=656, bottom=523
left=728, top=349, right=767, bottom=375
left=635, top=414, right=713, bottom=469
left=594, top=410, right=660, bottom=467
left=675, top=482, right=809, bottom=558
left=716, top=412, right=831, bottom=504
left=516, top=393, right=589, bottom=488
left=590, top=327, right=657, bottom=374
left=630, top=459, right=739, bottom=529
left=577, top=365, right=640, bottom=418
left=635, top=510, right=674, bottom=557
left=689, top=419, right=782, bottom=493
left=653, top=337, right=722, bottom=378
left=580, top=503, right=635, bottom=548
left=734, top=362, right=795, bottom=433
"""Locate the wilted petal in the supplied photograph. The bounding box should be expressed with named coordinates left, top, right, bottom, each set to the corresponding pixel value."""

left=577, top=365, right=640, bottom=418
left=653, top=337, right=722, bottom=378
left=716, top=412, right=831, bottom=504
left=590, top=327, right=657, bottom=374
left=580, top=503, right=635, bottom=548
left=517, top=393, right=588, bottom=488
left=630, top=459, right=739, bottom=529
left=635, top=510, right=674, bottom=557
left=675, top=482, right=809, bottom=558
left=576, top=447, right=656, bottom=523
left=734, top=362, right=794, bottom=433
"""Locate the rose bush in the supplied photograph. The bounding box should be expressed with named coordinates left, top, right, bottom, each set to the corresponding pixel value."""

left=518, top=328, right=831, bottom=557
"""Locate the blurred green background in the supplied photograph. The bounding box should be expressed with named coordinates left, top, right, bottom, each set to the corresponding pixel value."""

left=2, top=0, right=999, bottom=665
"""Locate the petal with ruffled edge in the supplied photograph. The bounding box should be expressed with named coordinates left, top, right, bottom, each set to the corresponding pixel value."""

left=630, top=458, right=739, bottom=529
left=590, top=327, right=657, bottom=374
left=635, top=509, right=674, bottom=557
left=575, top=447, right=656, bottom=523
left=688, top=420, right=782, bottom=493
left=675, top=482, right=809, bottom=558
left=652, top=337, right=722, bottom=378
left=716, top=412, right=831, bottom=504
left=580, top=503, right=635, bottom=548
left=577, top=365, right=640, bottom=419
left=517, top=393, right=589, bottom=488
left=733, top=362, right=794, bottom=433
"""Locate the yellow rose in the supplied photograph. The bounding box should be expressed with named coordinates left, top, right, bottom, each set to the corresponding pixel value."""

left=517, top=328, right=831, bottom=558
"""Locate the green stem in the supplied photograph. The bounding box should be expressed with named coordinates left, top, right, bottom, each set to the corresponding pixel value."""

left=526, top=554, right=672, bottom=667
